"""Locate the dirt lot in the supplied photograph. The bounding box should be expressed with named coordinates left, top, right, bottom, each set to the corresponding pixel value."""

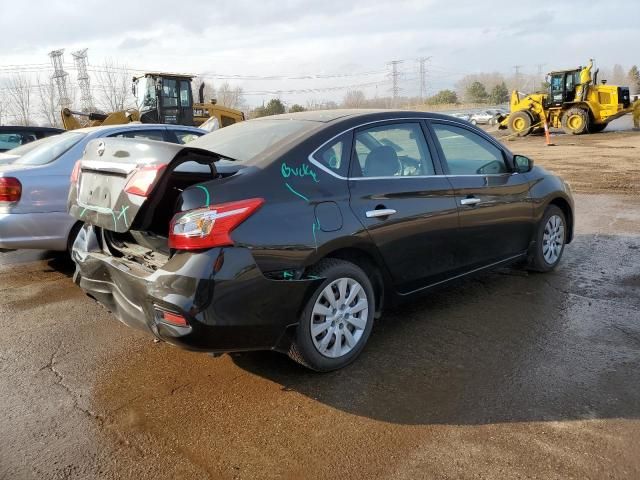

left=495, top=116, right=640, bottom=194
left=1, top=124, right=639, bottom=479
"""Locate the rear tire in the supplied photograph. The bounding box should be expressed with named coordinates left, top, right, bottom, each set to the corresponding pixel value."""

left=561, top=107, right=589, bottom=134
left=527, top=205, right=567, bottom=272
left=508, top=111, right=534, bottom=136
left=67, top=222, right=83, bottom=258
left=288, top=259, right=375, bottom=371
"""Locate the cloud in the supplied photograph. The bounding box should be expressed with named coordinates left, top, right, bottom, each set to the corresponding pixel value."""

left=118, top=37, right=154, bottom=50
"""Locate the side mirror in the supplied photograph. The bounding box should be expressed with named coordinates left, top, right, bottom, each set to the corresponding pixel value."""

left=514, top=155, right=534, bottom=173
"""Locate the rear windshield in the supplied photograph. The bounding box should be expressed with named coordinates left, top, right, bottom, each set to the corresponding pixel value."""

left=188, top=119, right=316, bottom=163
left=13, top=132, right=85, bottom=166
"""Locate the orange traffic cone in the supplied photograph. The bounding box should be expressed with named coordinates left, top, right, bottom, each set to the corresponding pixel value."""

left=543, top=116, right=554, bottom=146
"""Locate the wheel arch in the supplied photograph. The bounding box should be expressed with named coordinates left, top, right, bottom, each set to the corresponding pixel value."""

left=548, top=196, right=574, bottom=244
left=310, top=246, right=389, bottom=316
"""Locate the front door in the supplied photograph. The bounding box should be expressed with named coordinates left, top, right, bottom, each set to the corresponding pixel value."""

left=160, top=78, right=194, bottom=126
left=348, top=121, right=460, bottom=294
left=427, top=121, right=534, bottom=269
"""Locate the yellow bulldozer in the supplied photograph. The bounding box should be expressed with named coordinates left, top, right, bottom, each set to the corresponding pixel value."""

left=62, top=72, right=244, bottom=131
left=499, top=62, right=632, bottom=136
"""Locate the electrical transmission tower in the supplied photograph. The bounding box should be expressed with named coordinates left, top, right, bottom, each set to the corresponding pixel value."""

left=512, top=64, right=523, bottom=91
left=387, top=60, right=404, bottom=107
left=72, top=49, right=94, bottom=112
left=49, top=49, right=72, bottom=109
left=417, top=57, right=431, bottom=103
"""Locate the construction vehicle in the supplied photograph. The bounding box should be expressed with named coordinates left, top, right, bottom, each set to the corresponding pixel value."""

left=62, top=72, right=244, bottom=130
left=499, top=63, right=632, bottom=136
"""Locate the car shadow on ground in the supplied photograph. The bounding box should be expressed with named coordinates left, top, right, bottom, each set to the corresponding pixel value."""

left=90, top=233, right=640, bottom=429
left=229, top=233, right=640, bottom=425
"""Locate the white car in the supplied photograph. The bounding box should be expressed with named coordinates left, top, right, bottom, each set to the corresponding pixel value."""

left=0, top=124, right=205, bottom=253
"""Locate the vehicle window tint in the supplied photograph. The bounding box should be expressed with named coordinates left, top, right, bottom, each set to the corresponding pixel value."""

left=352, top=123, right=434, bottom=178
left=221, top=116, right=236, bottom=127
left=175, top=130, right=203, bottom=144
left=162, top=79, right=178, bottom=107
left=313, top=133, right=350, bottom=176
left=179, top=80, right=190, bottom=107
left=432, top=123, right=507, bottom=175
left=13, top=132, right=85, bottom=166
left=110, top=130, right=165, bottom=141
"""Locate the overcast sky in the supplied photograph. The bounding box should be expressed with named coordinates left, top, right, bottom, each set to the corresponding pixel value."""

left=1, top=0, right=639, bottom=106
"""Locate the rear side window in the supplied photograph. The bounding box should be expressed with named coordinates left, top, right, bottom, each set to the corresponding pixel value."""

left=110, top=130, right=165, bottom=141
left=351, top=123, right=435, bottom=177
left=174, top=130, right=203, bottom=144
left=431, top=123, right=507, bottom=175
left=0, top=132, right=36, bottom=150
left=312, top=133, right=351, bottom=177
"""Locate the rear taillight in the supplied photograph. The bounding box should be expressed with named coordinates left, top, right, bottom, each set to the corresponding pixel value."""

left=169, top=198, right=264, bottom=250
left=70, top=160, right=81, bottom=184
left=0, top=177, right=21, bottom=203
left=124, top=164, right=167, bottom=197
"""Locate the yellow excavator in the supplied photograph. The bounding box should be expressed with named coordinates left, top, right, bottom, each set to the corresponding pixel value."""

left=62, top=72, right=244, bottom=131
left=499, top=61, right=632, bottom=136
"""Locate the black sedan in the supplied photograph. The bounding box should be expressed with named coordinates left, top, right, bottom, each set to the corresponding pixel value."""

left=68, top=110, right=574, bottom=371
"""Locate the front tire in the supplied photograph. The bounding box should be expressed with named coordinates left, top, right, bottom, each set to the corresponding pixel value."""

left=527, top=205, right=567, bottom=272
left=288, top=259, right=375, bottom=371
left=508, top=111, right=534, bottom=136
left=562, top=107, right=589, bottom=134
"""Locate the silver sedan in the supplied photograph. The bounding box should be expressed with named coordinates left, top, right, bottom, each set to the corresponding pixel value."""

left=0, top=124, right=205, bottom=252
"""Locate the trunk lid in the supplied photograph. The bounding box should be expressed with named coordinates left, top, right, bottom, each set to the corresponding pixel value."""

left=68, top=138, right=220, bottom=233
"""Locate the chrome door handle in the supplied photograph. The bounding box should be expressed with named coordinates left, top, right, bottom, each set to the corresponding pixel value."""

left=366, top=208, right=397, bottom=218
left=460, top=197, right=481, bottom=206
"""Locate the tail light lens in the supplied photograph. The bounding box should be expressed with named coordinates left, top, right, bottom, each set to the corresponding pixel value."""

left=124, top=164, right=167, bottom=197
left=169, top=198, right=264, bottom=250
left=0, top=177, right=22, bottom=203
left=70, top=160, right=81, bottom=184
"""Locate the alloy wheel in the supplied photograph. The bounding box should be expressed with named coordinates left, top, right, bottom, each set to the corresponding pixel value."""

left=542, top=214, right=565, bottom=264
left=310, top=277, right=369, bottom=358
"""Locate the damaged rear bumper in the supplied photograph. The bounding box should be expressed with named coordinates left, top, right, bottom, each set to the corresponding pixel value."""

left=73, top=225, right=320, bottom=353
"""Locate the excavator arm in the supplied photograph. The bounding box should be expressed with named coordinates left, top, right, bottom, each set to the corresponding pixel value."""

left=61, top=108, right=140, bottom=130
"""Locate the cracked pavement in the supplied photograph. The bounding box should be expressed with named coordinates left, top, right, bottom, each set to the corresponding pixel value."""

left=1, top=193, right=639, bottom=479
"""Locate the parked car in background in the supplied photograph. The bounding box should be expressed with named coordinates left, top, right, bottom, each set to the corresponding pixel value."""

left=450, top=112, right=472, bottom=122
left=0, top=126, right=63, bottom=152
left=68, top=109, right=574, bottom=371
left=0, top=124, right=205, bottom=253
left=470, top=109, right=508, bottom=126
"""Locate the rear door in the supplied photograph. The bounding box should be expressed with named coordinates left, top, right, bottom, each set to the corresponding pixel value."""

left=348, top=120, right=460, bottom=293
left=427, top=120, right=534, bottom=269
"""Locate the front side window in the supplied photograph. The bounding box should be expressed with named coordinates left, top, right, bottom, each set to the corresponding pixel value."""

left=352, top=123, right=434, bottom=177
left=432, top=123, right=507, bottom=175
left=135, top=77, right=156, bottom=109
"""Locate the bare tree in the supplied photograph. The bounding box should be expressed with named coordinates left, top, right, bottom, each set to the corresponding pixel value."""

left=193, top=78, right=216, bottom=104
left=95, top=59, right=133, bottom=112
left=342, top=90, right=367, bottom=108
left=36, top=76, right=61, bottom=127
left=5, top=73, right=33, bottom=126
left=216, top=82, right=245, bottom=109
